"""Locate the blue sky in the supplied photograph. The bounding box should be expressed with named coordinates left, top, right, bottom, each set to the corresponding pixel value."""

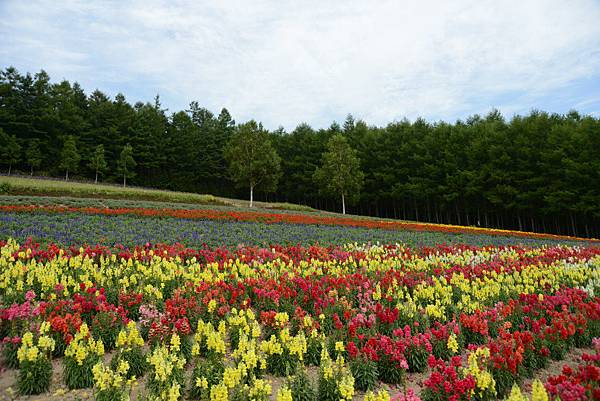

left=1, top=0, right=600, bottom=130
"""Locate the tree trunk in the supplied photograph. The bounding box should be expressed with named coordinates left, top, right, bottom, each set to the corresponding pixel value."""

left=455, top=202, right=461, bottom=225
left=249, top=185, right=254, bottom=208
left=414, top=199, right=419, bottom=221
left=30, top=166, right=33, bottom=176
left=65, top=169, right=69, bottom=181
left=341, top=193, right=346, bottom=215
left=95, top=170, right=98, bottom=184
left=123, top=175, right=126, bottom=187
left=8, top=163, right=11, bottom=176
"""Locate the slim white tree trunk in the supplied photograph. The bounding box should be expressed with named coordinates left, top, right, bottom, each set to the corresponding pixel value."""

left=8, top=163, right=11, bottom=176
left=123, top=175, right=126, bottom=187
left=30, top=166, right=33, bottom=176
left=95, top=171, right=98, bottom=184
left=342, top=193, right=346, bottom=215
left=250, top=185, right=254, bottom=208
left=65, top=169, right=69, bottom=181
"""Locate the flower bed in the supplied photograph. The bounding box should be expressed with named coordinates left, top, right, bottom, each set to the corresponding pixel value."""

left=1, top=204, right=597, bottom=243
left=0, top=240, right=599, bottom=400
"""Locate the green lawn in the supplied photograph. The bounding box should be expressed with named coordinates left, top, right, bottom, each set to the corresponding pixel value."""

left=0, top=175, right=316, bottom=212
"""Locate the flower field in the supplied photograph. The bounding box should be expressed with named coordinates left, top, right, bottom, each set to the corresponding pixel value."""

left=0, top=207, right=595, bottom=248
left=1, top=231, right=599, bottom=401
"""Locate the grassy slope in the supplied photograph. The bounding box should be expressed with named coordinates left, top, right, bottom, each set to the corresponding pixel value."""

left=0, top=175, right=315, bottom=212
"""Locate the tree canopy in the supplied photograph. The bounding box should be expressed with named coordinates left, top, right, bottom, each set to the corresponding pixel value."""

left=1, top=67, right=600, bottom=237
left=314, top=134, right=364, bottom=214
left=59, top=136, right=80, bottom=180
left=88, top=144, right=107, bottom=183
left=117, top=143, right=136, bottom=187
left=224, top=120, right=281, bottom=207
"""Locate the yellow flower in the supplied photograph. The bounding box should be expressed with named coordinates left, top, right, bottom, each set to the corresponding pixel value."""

left=196, top=377, right=209, bottom=389
left=210, top=383, right=229, bottom=401
left=447, top=333, right=459, bottom=354
left=208, top=299, right=217, bottom=313
left=506, top=384, right=528, bottom=401
left=25, top=346, right=39, bottom=362
left=277, top=386, right=292, bottom=401
left=338, top=374, right=354, bottom=401
left=168, top=382, right=181, bottom=401
left=532, top=380, right=548, bottom=401
left=170, top=333, right=181, bottom=352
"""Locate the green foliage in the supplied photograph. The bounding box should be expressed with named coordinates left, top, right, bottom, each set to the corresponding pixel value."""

left=224, top=121, right=281, bottom=206
left=59, top=135, right=81, bottom=180
left=0, top=182, right=12, bottom=194
left=266, top=348, right=298, bottom=377
left=0, top=177, right=223, bottom=205
left=305, top=336, right=322, bottom=366
left=94, top=387, right=127, bottom=401
left=350, top=357, right=378, bottom=391
left=377, top=357, right=405, bottom=385
left=406, top=344, right=430, bottom=373
left=188, top=357, right=225, bottom=400
left=25, top=139, right=42, bottom=175
left=317, top=373, right=339, bottom=401
left=111, top=347, right=147, bottom=380
left=0, top=128, right=21, bottom=174
left=17, top=357, right=52, bottom=395
left=91, top=310, right=125, bottom=351
left=313, top=134, right=364, bottom=214
left=64, top=354, right=101, bottom=389
left=88, top=144, right=108, bottom=182
left=2, top=341, right=20, bottom=369
left=117, top=144, right=136, bottom=187
left=288, top=369, right=316, bottom=401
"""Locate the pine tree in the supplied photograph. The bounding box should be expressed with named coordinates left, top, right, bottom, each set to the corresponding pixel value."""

left=314, top=134, right=364, bottom=214
left=88, top=144, right=107, bottom=183
left=0, top=128, right=21, bottom=175
left=25, top=139, right=42, bottom=176
left=224, top=121, right=281, bottom=207
left=117, top=143, right=136, bottom=187
left=59, top=136, right=80, bottom=180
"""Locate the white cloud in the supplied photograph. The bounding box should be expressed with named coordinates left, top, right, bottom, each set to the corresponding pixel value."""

left=1, top=0, right=600, bottom=129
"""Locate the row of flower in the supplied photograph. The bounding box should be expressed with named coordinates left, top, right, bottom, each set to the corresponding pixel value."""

left=0, top=240, right=599, bottom=400
left=1, top=204, right=596, bottom=243
left=5, top=209, right=557, bottom=249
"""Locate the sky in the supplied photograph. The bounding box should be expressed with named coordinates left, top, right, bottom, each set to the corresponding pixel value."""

left=1, top=0, right=600, bottom=130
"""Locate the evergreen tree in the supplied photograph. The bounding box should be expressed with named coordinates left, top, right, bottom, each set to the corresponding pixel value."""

left=314, top=134, right=364, bottom=214
left=117, top=143, right=136, bottom=187
left=224, top=121, right=281, bottom=207
left=59, top=136, right=80, bottom=180
left=25, top=139, right=42, bottom=176
left=88, top=144, right=107, bottom=183
left=0, top=128, right=21, bottom=175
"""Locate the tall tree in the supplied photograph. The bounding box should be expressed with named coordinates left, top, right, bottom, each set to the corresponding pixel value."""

left=88, top=144, right=107, bottom=183
left=314, top=134, right=364, bottom=214
left=59, top=136, right=80, bottom=180
left=224, top=121, right=281, bottom=207
left=25, top=139, right=42, bottom=176
left=117, top=143, right=136, bottom=187
left=0, top=128, right=21, bottom=175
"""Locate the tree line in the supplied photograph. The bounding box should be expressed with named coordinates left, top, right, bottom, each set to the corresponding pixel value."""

left=1, top=67, right=599, bottom=238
